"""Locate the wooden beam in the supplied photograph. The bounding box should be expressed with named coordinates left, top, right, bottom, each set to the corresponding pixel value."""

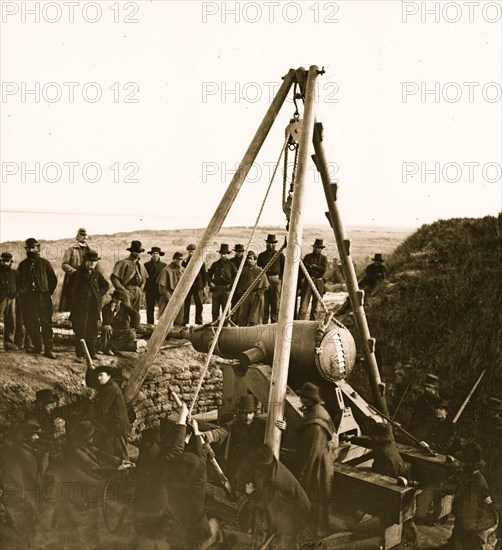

left=123, top=69, right=296, bottom=404
left=264, top=65, right=321, bottom=457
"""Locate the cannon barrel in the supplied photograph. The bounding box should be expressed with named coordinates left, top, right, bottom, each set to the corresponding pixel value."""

left=188, top=320, right=356, bottom=387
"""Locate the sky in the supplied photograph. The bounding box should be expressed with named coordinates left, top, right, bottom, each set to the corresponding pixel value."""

left=1, top=0, right=501, bottom=242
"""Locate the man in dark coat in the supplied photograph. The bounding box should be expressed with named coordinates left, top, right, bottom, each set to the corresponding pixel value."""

left=0, top=252, right=19, bottom=351
left=298, top=239, right=328, bottom=321
left=294, top=382, right=335, bottom=537
left=110, top=240, right=148, bottom=314
left=100, top=289, right=140, bottom=355
left=257, top=234, right=285, bottom=324
left=207, top=243, right=238, bottom=322
left=144, top=246, right=167, bottom=325
left=230, top=243, right=246, bottom=270
left=69, top=250, right=109, bottom=360
left=182, top=244, right=207, bottom=325
left=359, top=252, right=387, bottom=292
left=85, top=364, right=131, bottom=459
left=236, top=444, right=311, bottom=550
left=0, top=418, right=43, bottom=549
left=157, top=251, right=185, bottom=324
left=17, top=238, right=57, bottom=359
left=422, top=399, right=457, bottom=454
left=409, top=373, right=441, bottom=440
left=236, top=251, right=269, bottom=326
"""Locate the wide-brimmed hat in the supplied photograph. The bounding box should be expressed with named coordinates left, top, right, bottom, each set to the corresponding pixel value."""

left=251, top=444, right=275, bottom=465
left=35, top=389, right=58, bottom=405
left=112, top=289, right=128, bottom=301
left=218, top=244, right=231, bottom=254
left=233, top=244, right=245, bottom=252
left=424, top=373, right=440, bottom=387
left=147, top=246, right=165, bottom=256
left=1, top=252, right=12, bottom=261
left=25, top=238, right=39, bottom=248
left=94, top=365, right=115, bottom=376
left=236, top=394, right=258, bottom=413
left=83, top=250, right=100, bottom=262
left=298, top=382, right=323, bottom=403
left=312, top=239, right=325, bottom=249
left=186, top=244, right=196, bottom=251
left=265, top=234, right=278, bottom=243
left=372, top=253, right=384, bottom=262
left=69, top=421, right=97, bottom=444
left=173, top=251, right=183, bottom=260
left=459, top=442, right=484, bottom=465
left=487, top=397, right=502, bottom=412
left=127, top=240, right=145, bottom=253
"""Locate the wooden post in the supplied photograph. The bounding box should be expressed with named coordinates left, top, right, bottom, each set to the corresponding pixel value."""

left=312, top=122, right=389, bottom=416
left=264, top=65, right=321, bottom=457
left=123, top=69, right=297, bottom=404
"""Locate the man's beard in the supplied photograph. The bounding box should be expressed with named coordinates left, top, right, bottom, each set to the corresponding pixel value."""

left=27, top=251, right=38, bottom=258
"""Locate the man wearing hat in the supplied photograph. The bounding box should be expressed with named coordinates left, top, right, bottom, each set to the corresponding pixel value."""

left=236, top=444, right=311, bottom=549
left=17, top=238, right=57, bottom=359
left=157, top=251, right=185, bottom=325
left=257, top=234, right=285, bottom=324
left=203, top=393, right=285, bottom=480
left=182, top=244, right=207, bottom=325
left=110, top=240, right=148, bottom=315
left=422, top=399, right=457, bottom=454
left=359, top=253, right=387, bottom=293
left=409, top=373, right=441, bottom=440
left=298, top=239, right=329, bottom=321
left=144, top=246, right=167, bottom=325
left=230, top=243, right=246, bottom=270
left=294, top=382, right=335, bottom=537
left=59, top=228, right=103, bottom=312
left=0, top=251, right=19, bottom=351
left=235, top=251, right=269, bottom=326
left=68, top=250, right=109, bottom=360
left=85, top=364, right=131, bottom=459
left=207, top=244, right=238, bottom=322
left=100, top=289, right=140, bottom=355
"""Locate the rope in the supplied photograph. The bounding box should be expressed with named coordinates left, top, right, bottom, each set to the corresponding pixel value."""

left=188, top=136, right=289, bottom=415
left=299, top=259, right=329, bottom=315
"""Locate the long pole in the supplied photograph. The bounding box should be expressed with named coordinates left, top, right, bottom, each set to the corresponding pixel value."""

left=452, top=370, right=486, bottom=423
left=123, top=69, right=296, bottom=404
left=311, top=122, right=390, bottom=416
left=264, top=65, right=321, bottom=457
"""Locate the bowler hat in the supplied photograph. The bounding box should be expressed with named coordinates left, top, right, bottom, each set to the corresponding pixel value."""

left=173, top=251, right=183, bottom=260
left=251, top=444, right=275, bottom=465
left=112, top=289, right=128, bottom=301
left=487, top=397, right=502, bottom=412
left=186, top=244, right=196, bottom=251
left=424, top=373, right=440, bottom=387
left=459, top=442, right=484, bottom=465
left=147, top=246, right=165, bottom=256
left=265, top=234, right=278, bottom=243
left=35, top=389, right=58, bottom=405
left=1, top=252, right=12, bottom=261
left=372, top=253, right=384, bottom=262
left=69, top=421, right=97, bottom=445
left=83, top=250, right=100, bottom=262
left=233, top=244, right=245, bottom=252
left=25, top=238, right=39, bottom=247
left=298, top=382, right=323, bottom=403
left=218, top=243, right=231, bottom=254
left=236, top=394, right=258, bottom=413
left=127, top=240, right=145, bottom=253
left=312, top=238, right=326, bottom=249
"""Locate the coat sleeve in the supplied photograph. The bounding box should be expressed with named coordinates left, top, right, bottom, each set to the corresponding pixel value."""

left=61, top=247, right=74, bottom=273
left=98, top=272, right=110, bottom=297
left=163, top=424, right=187, bottom=461
left=203, top=425, right=229, bottom=445
left=297, top=424, right=328, bottom=481
left=47, top=261, right=58, bottom=295
left=125, top=304, right=140, bottom=329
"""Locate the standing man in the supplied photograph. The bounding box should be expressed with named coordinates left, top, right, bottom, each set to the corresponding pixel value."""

left=157, top=251, right=184, bottom=325
left=207, top=244, right=238, bottom=322
left=236, top=251, right=269, bottom=326
left=408, top=373, right=441, bottom=440
left=110, top=240, right=148, bottom=315
left=257, top=234, right=284, bottom=324
left=144, top=246, right=167, bottom=325
left=422, top=399, right=457, bottom=454
left=0, top=252, right=19, bottom=351
left=298, top=239, right=328, bottom=321
left=182, top=244, right=207, bottom=325
left=69, top=250, right=109, bottom=361
left=59, top=228, right=102, bottom=312
left=359, top=253, right=387, bottom=293
left=17, top=238, right=57, bottom=359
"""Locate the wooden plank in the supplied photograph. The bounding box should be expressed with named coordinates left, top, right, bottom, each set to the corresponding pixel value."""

left=396, top=443, right=451, bottom=482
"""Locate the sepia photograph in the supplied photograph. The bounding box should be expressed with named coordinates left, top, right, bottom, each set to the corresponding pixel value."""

left=0, top=1, right=501, bottom=548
